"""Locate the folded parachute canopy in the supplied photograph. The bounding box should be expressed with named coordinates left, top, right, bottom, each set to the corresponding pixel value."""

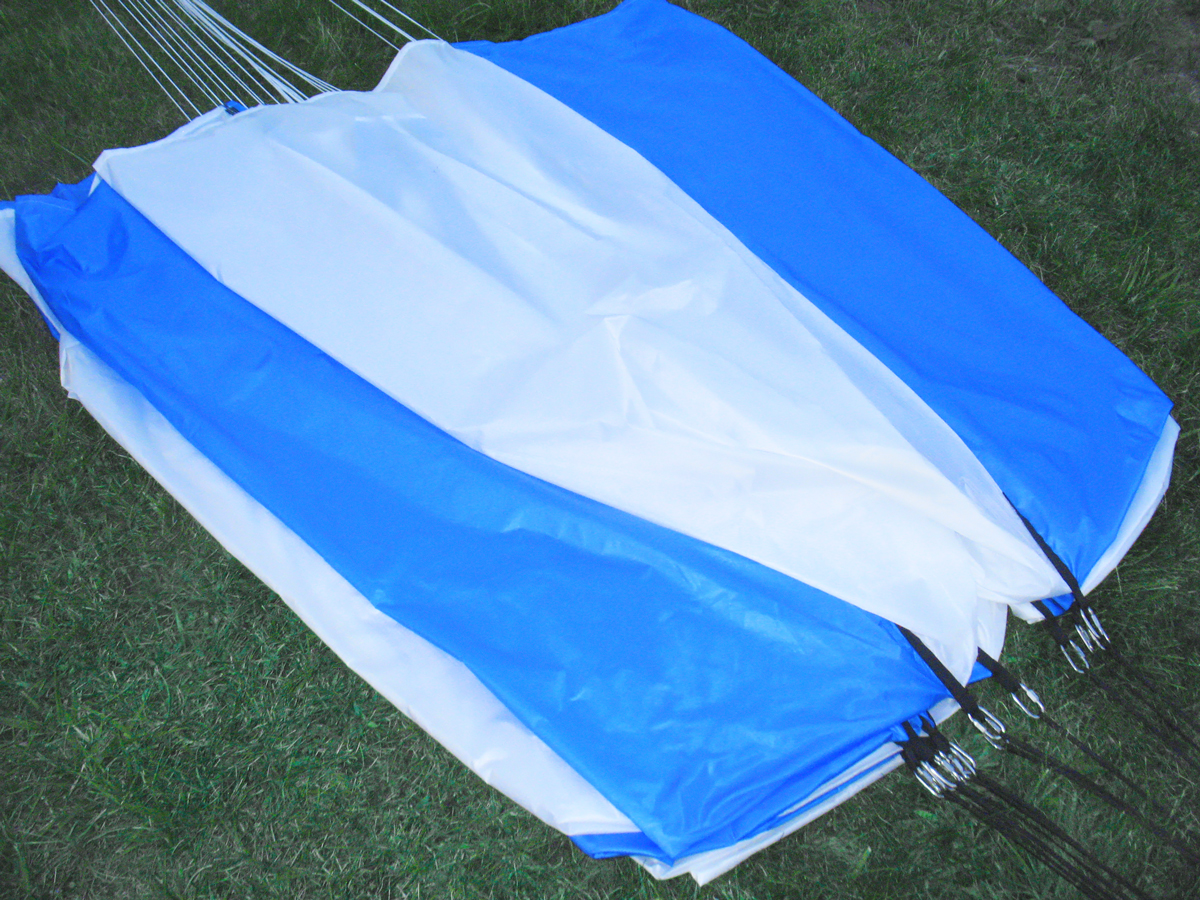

left=0, top=0, right=1175, bottom=885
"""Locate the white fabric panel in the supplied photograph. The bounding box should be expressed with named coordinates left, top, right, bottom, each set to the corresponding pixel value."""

left=0, top=208, right=42, bottom=306
left=94, top=40, right=1068, bottom=682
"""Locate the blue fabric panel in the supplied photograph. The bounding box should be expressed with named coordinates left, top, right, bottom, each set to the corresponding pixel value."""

left=15, top=180, right=950, bottom=863
left=460, top=0, right=1173, bottom=587
left=574, top=750, right=898, bottom=859
left=968, top=660, right=991, bottom=685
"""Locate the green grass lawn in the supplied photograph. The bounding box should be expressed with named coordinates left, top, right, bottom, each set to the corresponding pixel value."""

left=2, top=1, right=1199, bottom=897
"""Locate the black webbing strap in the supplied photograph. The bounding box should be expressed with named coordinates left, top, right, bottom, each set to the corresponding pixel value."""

left=976, top=649, right=1154, bottom=804
left=1033, top=598, right=1079, bottom=645
left=1013, top=508, right=1086, bottom=605
left=1017, top=513, right=1200, bottom=774
left=896, top=626, right=1004, bottom=744
left=1084, top=666, right=1200, bottom=777
left=903, top=638, right=1199, bottom=865
left=999, top=731, right=1200, bottom=866
left=899, top=719, right=1159, bottom=900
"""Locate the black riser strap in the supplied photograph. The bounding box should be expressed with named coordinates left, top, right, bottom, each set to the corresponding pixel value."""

left=897, top=626, right=976, bottom=714
left=1104, top=642, right=1200, bottom=740
left=1016, top=513, right=1200, bottom=774
left=1086, top=667, right=1200, bottom=777
left=945, top=777, right=1156, bottom=900
left=1001, top=734, right=1200, bottom=866
left=975, top=651, right=1177, bottom=817
left=973, top=771, right=1158, bottom=900
left=1014, top=508, right=1086, bottom=605
left=1092, top=653, right=1200, bottom=752
left=1038, top=712, right=1155, bottom=806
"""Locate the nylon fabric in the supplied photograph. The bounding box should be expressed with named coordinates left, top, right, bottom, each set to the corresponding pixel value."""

left=14, top=178, right=952, bottom=863
left=1, top=0, right=1180, bottom=883
left=94, top=40, right=1067, bottom=680
left=459, top=0, right=1174, bottom=589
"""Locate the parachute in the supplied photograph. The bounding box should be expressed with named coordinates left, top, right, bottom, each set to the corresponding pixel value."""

left=0, top=0, right=1179, bottom=887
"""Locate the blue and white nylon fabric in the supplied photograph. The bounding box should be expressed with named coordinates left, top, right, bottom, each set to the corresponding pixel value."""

left=459, top=0, right=1176, bottom=599
left=91, top=38, right=1065, bottom=682
left=0, top=0, right=1175, bottom=884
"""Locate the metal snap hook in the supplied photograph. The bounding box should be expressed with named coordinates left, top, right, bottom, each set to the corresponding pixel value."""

left=1011, top=683, right=1045, bottom=719
left=1075, top=619, right=1097, bottom=653
left=1079, top=607, right=1110, bottom=650
left=1060, top=639, right=1091, bottom=674
left=944, top=740, right=978, bottom=781
left=969, top=705, right=1007, bottom=750
left=915, top=760, right=954, bottom=797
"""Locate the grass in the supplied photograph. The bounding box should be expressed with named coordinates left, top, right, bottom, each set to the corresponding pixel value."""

left=2, top=0, right=1199, bottom=897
